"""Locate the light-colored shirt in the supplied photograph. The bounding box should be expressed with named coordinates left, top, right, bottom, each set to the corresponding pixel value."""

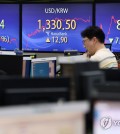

left=90, top=48, right=118, bottom=69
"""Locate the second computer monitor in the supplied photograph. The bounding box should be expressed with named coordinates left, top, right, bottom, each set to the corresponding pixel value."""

left=31, top=57, right=56, bottom=78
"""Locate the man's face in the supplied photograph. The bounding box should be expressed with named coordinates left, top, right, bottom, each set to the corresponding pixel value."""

left=82, top=37, right=96, bottom=55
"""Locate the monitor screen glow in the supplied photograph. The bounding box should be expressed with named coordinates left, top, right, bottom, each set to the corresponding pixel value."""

left=96, top=3, right=120, bottom=52
left=22, top=3, right=92, bottom=52
left=31, top=57, right=56, bottom=78
left=0, top=4, right=19, bottom=51
left=93, top=101, right=120, bottom=134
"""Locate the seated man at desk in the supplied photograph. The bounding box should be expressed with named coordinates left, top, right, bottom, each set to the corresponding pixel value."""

left=81, top=26, right=118, bottom=69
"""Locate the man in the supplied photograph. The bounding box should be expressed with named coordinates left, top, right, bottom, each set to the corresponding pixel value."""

left=81, top=26, right=118, bottom=69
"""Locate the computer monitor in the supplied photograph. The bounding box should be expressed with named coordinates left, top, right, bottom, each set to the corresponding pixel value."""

left=0, top=55, right=23, bottom=76
left=0, top=76, right=70, bottom=106
left=75, top=70, right=104, bottom=100
left=31, top=57, right=56, bottom=78
left=102, top=69, right=120, bottom=81
left=22, top=3, right=92, bottom=52
left=60, top=62, right=100, bottom=100
left=0, top=101, right=89, bottom=134
left=93, top=100, right=120, bottom=134
left=88, top=78, right=120, bottom=134
left=0, top=4, right=19, bottom=50
left=96, top=3, right=120, bottom=52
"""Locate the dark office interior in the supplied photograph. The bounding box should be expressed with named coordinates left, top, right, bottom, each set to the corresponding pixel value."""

left=0, top=0, right=119, bottom=134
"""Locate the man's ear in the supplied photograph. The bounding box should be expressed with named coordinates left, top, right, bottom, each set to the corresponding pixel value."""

left=93, top=37, right=97, bottom=44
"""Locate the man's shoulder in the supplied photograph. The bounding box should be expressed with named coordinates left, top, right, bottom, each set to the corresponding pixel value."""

left=90, top=48, right=115, bottom=61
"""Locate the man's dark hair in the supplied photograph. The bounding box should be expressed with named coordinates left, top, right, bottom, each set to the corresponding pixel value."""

left=81, top=26, right=105, bottom=43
